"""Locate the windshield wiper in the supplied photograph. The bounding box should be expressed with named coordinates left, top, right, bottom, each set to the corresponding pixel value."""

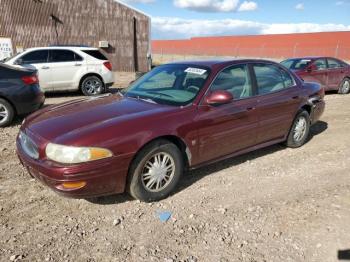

left=126, top=94, right=157, bottom=104
left=117, top=90, right=124, bottom=97
left=138, top=97, right=157, bottom=104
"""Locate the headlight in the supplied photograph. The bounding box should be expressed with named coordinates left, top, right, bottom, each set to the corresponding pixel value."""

left=45, top=143, right=113, bottom=164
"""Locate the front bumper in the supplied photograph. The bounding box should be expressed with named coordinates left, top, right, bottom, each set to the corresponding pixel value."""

left=16, top=138, right=133, bottom=198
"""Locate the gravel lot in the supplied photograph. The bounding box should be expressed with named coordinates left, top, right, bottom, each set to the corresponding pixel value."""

left=0, top=87, right=350, bottom=262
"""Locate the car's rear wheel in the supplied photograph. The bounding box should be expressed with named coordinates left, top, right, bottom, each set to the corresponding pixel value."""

left=81, top=76, right=104, bottom=96
left=338, top=78, right=350, bottom=94
left=0, top=98, right=15, bottom=128
left=128, top=139, right=183, bottom=202
left=286, top=110, right=310, bottom=148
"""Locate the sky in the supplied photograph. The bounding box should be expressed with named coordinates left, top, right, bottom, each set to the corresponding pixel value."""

left=119, top=0, right=350, bottom=40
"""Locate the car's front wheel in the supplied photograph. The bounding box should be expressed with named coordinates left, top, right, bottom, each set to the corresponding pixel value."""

left=80, top=76, right=104, bottom=96
left=286, top=110, right=310, bottom=148
left=128, top=139, right=183, bottom=202
left=0, top=98, right=15, bottom=128
left=338, top=78, right=350, bottom=94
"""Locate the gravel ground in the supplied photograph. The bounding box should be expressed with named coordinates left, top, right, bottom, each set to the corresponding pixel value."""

left=0, top=89, right=350, bottom=262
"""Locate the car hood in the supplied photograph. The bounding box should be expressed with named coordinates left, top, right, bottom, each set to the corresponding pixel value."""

left=24, top=94, right=177, bottom=143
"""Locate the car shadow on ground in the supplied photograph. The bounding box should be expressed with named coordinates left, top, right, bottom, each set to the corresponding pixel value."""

left=89, top=120, right=328, bottom=205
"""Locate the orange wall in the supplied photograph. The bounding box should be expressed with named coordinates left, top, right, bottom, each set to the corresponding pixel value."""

left=152, top=31, right=350, bottom=60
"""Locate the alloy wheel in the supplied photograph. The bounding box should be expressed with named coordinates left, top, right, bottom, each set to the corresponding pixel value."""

left=0, top=103, right=9, bottom=125
left=141, top=152, right=176, bottom=193
left=342, top=80, right=350, bottom=94
left=293, top=116, right=307, bottom=142
left=83, top=79, right=103, bottom=95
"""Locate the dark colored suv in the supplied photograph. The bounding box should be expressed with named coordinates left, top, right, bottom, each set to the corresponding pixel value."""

left=281, top=57, right=350, bottom=94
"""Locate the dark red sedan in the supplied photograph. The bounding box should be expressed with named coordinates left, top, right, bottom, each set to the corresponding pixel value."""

left=17, top=59, right=325, bottom=202
left=281, top=57, right=350, bottom=94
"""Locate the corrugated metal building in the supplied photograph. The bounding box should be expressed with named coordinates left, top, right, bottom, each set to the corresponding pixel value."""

left=0, top=0, right=151, bottom=72
left=152, top=31, right=350, bottom=61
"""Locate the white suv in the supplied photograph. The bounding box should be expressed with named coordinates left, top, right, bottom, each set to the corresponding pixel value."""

left=5, top=46, right=114, bottom=96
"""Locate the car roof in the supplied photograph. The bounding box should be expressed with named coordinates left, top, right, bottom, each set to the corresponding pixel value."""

left=167, top=59, right=279, bottom=69
left=24, top=46, right=99, bottom=51
left=285, top=56, right=324, bottom=60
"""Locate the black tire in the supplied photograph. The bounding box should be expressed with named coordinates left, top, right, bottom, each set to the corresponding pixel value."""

left=0, top=98, right=15, bottom=128
left=127, top=139, right=183, bottom=202
left=286, top=110, right=310, bottom=148
left=80, top=76, right=104, bottom=96
left=338, top=78, right=350, bottom=94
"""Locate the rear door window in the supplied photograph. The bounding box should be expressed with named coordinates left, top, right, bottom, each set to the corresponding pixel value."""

left=49, top=50, right=82, bottom=63
left=253, top=64, right=291, bottom=95
left=327, top=58, right=343, bottom=69
left=82, top=50, right=108, bottom=60
left=20, top=50, right=49, bottom=64
left=313, top=59, right=327, bottom=70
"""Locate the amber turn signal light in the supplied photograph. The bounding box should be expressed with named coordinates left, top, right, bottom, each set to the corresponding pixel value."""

left=61, top=181, right=87, bottom=189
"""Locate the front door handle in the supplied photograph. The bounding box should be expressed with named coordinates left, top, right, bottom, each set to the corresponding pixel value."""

left=41, top=66, right=50, bottom=69
left=292, top=96, right=300, bottom=100
left=75, top=63, right=82, bottom=66
left=246, top=107, right=256, bottom=111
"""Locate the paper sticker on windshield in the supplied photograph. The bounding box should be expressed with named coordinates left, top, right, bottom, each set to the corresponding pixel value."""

left=185, top=67, right=207, bottom=75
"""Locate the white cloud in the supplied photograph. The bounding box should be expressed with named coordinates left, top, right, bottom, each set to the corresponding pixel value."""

left=173, top=0, right=241, bottom=12
left=152, top=17, right=350, bottom=39
left=238, top=1, right=258, bottom=11
left=119, top=0, right=155, bottom=3
left=336, top=0, right=350, bottom=5
left=295, top=3, right=304, bottom=10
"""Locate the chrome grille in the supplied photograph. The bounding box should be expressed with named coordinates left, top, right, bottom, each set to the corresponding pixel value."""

left=19, top=131, right=39, bottom=160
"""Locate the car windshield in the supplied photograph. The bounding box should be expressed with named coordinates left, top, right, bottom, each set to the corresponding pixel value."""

left=124, top=64, right=210, bottom=106
left=1, top=52, right=23, bottom=63
left=281, top=59, right=312, bottom=70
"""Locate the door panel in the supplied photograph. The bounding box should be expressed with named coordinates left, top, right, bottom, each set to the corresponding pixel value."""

left=196, top=99, right=258, bottom=163
left=34, top=63, right=52, bottom=90
left=301, top=59, right=328, bottom=90
left=48, top=50, right=83, bottom=90
left=253, top=63, right=301, bottom=144
left=256, top=88, right=301, bottom=144
left=327, top=58, right=346, bottom=90
left=195, top=63, right=258, bottom=163
left=19, top=50, right=51, bottom=90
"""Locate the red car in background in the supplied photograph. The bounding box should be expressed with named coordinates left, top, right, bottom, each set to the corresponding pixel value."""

left=281, top=57, right=350, bottom=94
left=17, top=59, right=325, bottom=202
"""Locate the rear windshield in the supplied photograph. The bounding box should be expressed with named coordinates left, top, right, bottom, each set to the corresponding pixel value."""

left=281, top=59, right=312, bottom=70
left=82, top=50, right=108, bottom=60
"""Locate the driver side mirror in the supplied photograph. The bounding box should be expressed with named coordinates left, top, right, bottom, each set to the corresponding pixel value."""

left=307, top=64, right=317, bottom=72
left=205, top=90, right=233, bottom=106
left=14, top=58, right=23, bottom=65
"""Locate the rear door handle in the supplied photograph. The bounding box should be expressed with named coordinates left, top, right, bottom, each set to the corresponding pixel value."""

left=41, top=66, right=50, bottom=69
left=292, top=96, right=300, bottom=100
left=75, top=63, right=82, bottom=66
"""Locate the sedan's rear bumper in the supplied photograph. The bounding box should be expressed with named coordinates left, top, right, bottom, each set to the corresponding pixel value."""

left=12, top=84, right=45, bottom=115
left=16, top=139, right=133, bottom=198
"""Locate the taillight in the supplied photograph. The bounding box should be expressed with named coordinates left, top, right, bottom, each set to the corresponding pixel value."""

left=103, top=61, right=112, bottom=71
left=22, top=74, right=39, bottom=85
